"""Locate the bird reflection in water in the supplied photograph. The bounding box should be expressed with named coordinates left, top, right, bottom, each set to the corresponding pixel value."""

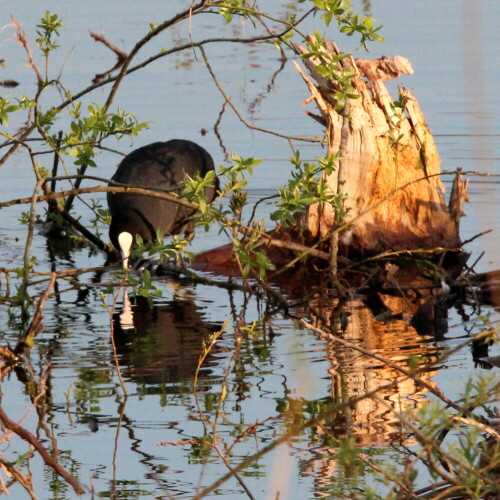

left=113, top=290, right=222, bottom=388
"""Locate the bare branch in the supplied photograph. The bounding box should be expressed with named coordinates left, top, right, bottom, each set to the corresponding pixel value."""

left=89, top=31, right=127, bottom=84
left=11, top=16, right=43, bottom=87
left=199, top=45, right=321, bottom=143
left=0, top=406, right=86, bottom=495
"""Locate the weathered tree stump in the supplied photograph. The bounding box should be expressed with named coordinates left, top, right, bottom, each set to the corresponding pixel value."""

left=293, top=37, right=466, bottom=255
left=195, top=38, right=469, bottom=276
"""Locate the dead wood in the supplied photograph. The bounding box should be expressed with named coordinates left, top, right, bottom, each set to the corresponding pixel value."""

left=293, top=37, right=464, bottom=256
left=448, top=167, right=470, bottom=230
left=195, top=38, right=470, bottom=283
left=355, top=55, right=414, bottom=83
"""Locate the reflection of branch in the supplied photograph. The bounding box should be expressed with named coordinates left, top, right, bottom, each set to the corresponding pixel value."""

left=247, top=47, right=287, bottom=117
left=191, top=323, right=256, bottom=500
left=191, top=372, right=421, bottom=499
left=349, top=438, right=415, bottom=498
left=0, top=406, right=86, bottom=495
left=53, top=2, right=314, bottom=114
left=214, top=101, right=230, bottom=161
left=16, top=272, right=57, bottom=353
left=0, top=345, right=20, bottom=364
left=0, top=455, right=37, bottom=499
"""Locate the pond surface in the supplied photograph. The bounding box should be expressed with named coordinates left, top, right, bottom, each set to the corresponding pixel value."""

left=0, top=1, right=499, bottom=499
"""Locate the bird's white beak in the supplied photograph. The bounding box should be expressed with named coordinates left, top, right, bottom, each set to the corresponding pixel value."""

left=118, top=232, right=133, bottom=271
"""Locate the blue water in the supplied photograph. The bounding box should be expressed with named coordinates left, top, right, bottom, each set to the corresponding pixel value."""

left=0, top=1, right=499, bottom=499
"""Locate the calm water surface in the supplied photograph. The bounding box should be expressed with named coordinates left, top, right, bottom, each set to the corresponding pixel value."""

left=0, top=1, right=499, bottom=499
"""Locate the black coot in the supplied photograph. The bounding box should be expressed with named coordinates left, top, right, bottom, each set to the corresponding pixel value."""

left=107, top=139, right=217, bottom=269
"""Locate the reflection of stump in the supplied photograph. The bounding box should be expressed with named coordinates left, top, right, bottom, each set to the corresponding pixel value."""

left=294, top=37, right=466, bottom=255
left=307, top=293, right=439, bottom=445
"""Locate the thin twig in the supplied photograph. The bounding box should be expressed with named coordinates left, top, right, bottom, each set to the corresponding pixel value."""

left=199, top=45, right=322, bottom=143
left=89, top=31, right=127, bottom=84
left=11, top=16, right=43, bottom=87
left=0, top=455, right=38, bottom=500
left=0, top=407, right=86, bottom=495
left=460, top=229, right=492, bottom=246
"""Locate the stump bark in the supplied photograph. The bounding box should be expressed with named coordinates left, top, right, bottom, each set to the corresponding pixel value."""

left=293, top=37, right=466, bottom=255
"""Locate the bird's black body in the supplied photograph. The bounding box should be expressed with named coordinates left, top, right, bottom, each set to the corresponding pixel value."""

left=107, top=139, right=217, bottom=263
